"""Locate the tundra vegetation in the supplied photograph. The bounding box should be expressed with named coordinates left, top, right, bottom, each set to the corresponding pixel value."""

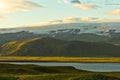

left=0, top=63, right=120, bottom=80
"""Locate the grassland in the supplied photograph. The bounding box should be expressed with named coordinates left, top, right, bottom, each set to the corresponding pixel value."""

left=0, top=63, right=120, bottom=80
left=0, top=56, right=120, bottom=63
left=0, top=38, right=40, bottom=55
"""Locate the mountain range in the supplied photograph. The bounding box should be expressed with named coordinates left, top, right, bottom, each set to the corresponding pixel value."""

left=0, top=37, right=120, bottom=57
left=0, top=23, right=120, bottom=57
left=0, top=29, right=120, bottom=45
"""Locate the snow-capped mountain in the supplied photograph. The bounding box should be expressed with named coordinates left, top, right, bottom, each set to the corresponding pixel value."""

left=0, top=23, right=120, bottom=36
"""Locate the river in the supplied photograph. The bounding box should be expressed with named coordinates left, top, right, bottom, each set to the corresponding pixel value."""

left=1, top=62, right=120, bottom=72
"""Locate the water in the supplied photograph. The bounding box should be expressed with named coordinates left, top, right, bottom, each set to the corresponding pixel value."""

left=4, top=62, right=120, bottom=72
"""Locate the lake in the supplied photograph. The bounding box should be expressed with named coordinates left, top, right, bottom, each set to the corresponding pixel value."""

left=2, top=62, right=120, bottom=72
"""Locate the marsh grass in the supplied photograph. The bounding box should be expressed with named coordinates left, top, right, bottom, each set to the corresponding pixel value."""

left=0, top=57, right=120, bottom=63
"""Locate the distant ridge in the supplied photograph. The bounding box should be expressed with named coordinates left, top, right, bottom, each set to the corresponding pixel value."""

left=0, top=37, right=120, bottom=57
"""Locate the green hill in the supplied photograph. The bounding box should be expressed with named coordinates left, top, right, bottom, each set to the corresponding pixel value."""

left=55, top=33, right=110, bottom=42
left=0, top=37, right=120, bottom=57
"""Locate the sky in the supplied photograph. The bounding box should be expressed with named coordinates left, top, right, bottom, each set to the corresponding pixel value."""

left=0, top=0, right=120, bottom=28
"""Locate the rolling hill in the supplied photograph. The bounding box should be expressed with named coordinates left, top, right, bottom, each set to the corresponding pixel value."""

left=0, top=37, right=120, bottom=57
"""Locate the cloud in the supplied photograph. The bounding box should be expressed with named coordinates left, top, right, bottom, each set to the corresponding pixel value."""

left=80, top=17, right=120, bottom=22
left=63, top=17, right=80, bottom=23
left=106, top=9, right=120, bottom=15
left=105, top=3, right=120, bottom=5
left=0, top=0, right=43, bottom=18
left=73, top=4, right=97, bottom=10
left=26, top=17, right=120, bottom=27
left=63, top=0, right=97, bottom=10
left=63, top=0, right=69, bottom=4
left=26, top=20, right=63, bottom=27
left=97, top=18, right=120, bottom=22
left=0, top=15, right=5, bottom=19
left=71, top=0, right=81, bottom=4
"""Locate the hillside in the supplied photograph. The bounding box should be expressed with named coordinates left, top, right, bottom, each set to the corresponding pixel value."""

left=0, top=37, right=120, bottom=57
left=54, top=33, right=110, bottom=42
left=0, top=31, right=44, bottom=45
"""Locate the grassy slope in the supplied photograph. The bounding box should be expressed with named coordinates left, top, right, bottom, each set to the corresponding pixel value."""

left=0, top=37, right=120, bottom=57
left=0, top=64, right=120, bottom=80
left=0, top=38, right=39, bottom=55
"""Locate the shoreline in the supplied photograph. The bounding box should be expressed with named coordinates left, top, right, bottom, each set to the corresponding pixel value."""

left=0, top=60, right=120, bottom=63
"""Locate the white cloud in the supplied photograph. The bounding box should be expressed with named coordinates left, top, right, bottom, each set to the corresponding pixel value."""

left=63, top=17, right=80, bottom=23
left=0, top=0, right=42, bottom=18
left=106, top=9, right=120, bottom=15
left=26, top=20, right=63, bottom=27
left=62, top=0, right=97, bottom=10
left=63, top=0, right=69, bottom=4
left=73, top=4, right=97, bottom=10
left=97, top=18, right=120, bottom=22
left=80, top=17, right=120, bottom=22
left=26, top=17, right=120, bottom=27
left=80, top=17, right=92, bottom=21
left=0, top=15, right=5, bottom=19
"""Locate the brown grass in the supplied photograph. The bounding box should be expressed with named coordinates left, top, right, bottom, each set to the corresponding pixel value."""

left=0, top=57, right=120, bottom=63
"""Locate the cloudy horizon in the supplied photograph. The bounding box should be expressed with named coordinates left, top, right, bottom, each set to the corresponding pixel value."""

left=0, top=0, right=120, bottom=28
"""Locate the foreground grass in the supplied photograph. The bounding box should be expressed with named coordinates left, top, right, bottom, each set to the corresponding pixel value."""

left=1, top=74, right=120, bottom=80
left=17, top=74, right=120, bottom=80
left=0, top=56, right=120, bottom=63
left=0, top=63, right=120, bottom=80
